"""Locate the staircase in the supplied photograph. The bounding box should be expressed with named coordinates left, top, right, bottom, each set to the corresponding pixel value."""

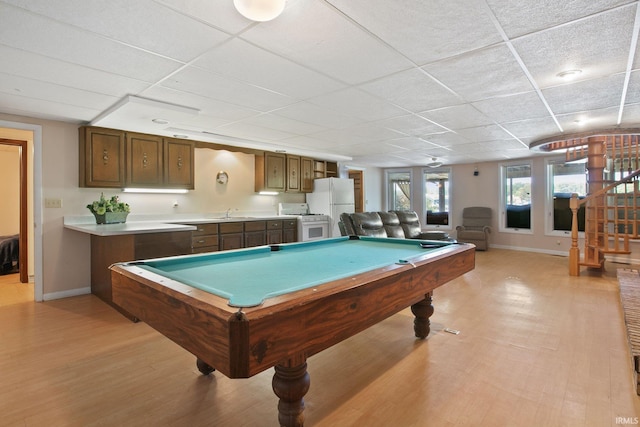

left=566, top=134, right=640, bottom=275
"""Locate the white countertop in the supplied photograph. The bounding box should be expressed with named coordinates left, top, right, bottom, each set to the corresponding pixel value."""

left=63, top=214, right=299, bottom=236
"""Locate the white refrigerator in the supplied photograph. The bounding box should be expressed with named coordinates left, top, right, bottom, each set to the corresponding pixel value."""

left=306, top=178, right=356, bottom=237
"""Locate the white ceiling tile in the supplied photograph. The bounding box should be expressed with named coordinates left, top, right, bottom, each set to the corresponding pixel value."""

left=153, top=0, right=251, bottom=34
left=141, top=86, right=261, bottom=122
left=272, top=102, right=364, bottom=129
left=512, top=5, right=635, bottom=89
left=541, top=74, right=625, bottom=115
left=419, top=104, right=495, bottom=131
left=376, top=114, right=449, bottom=136
left=625, top=70, right=640, bottom=104
left=0, top=92, right=100, bottom=122
left=0, top=72, right=118, bottom=113
left=326, top=0, right=502, bottom=65
left=422, top=132, right=471, bottom=147
left=486, top=0, right=634, bottom=38
left=2, top=0, right=231, bottom=62
left=472, top=92, right=551, bottom=123
left=422, top=44, right=534, bottom=102
left=501, top=117, right=562, bottom=141
left=241, top=114, right=327, bottom=136
left=215, top=122, right=296, bottom=142
left=0, top=45, right=151, bottom=98
left=161, top=66, right=295, bottom=111
left=193, top=38, right=345, bottom=100
left=307, top=88, right=407, bottom=121
left=359, top=68, right=461, bottom=112
left=0, top=4, right=182, bottom=82
left=455, top=125, right=515, bottom=143
left=238, top=0, right=414, bottom=84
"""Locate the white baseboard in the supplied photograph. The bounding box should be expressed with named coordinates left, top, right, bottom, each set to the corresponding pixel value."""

left=43, top=287, right=91, bottom=301
left=489, top=244, right=569, bottom=257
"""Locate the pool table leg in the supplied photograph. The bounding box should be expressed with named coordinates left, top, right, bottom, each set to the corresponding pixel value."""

left=411, top=292, right=434, bottom=339
left=196, top=358, right=215, bottom=375
left=272, top=357, right=310, bottom=427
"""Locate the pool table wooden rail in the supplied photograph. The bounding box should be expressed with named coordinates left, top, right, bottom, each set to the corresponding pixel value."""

left=111, top=242, right=475, bottom=380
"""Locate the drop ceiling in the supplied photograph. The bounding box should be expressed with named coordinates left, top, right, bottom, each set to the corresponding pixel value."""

left=1, top=0, right=639, bottom=167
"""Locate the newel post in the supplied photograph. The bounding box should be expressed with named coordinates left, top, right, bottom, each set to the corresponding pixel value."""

left=569, top=193, right=580, bottom=276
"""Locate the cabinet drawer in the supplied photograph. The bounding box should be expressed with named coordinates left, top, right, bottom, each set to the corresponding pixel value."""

left=244, top=221, right=266, bottom=232
left=192, top=235, right=219, bottom=248
left=192, top=245, right=219, bottom=254
left=267, top=220, right=282, bottom=230
left=191, top=223, right=218, bottom=236
left=283, top=219, right=297, bottom=228
left=219, top=222, right=244, bottom=234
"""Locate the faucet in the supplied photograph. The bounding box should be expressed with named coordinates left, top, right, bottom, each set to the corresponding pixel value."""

left=225, top=208, right=232, bottom=219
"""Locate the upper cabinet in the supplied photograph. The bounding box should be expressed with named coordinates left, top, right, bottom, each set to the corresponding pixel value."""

left=301, top=157, right=314, bottom=192
left=255, top=152, right=286, bottom=192
left=164, top=138, right=195, bottom=189
left=79, top=127, right=126, bottom=188
left=79, top=126, right=194, bottom=189
left=286, top=154, right=300, bottom=192
left=127, top=132, right=163, bottom=187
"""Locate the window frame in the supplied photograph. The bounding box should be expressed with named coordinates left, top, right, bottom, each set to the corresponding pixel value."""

left=385, top=168, right=413, bottom=212
left=499, top=160, right=533, bottom=234
left=421, top=166, right=452, bottom=231
left=545, top=156, right=587, bottom=237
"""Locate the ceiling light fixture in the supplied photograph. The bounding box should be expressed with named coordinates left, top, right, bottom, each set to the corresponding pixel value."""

left=556, top=69, right=582, bottom=80
left=152, top=118, right=169, bottom=125
left=426, top=157, right=443, bottom=168
left=233, top=0, right=286, bottom=22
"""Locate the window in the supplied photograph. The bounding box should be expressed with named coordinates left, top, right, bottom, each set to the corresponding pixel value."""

left=423, top=168, right=451, bottom=228
left=502, top=163, right=532, bottom=230
left=548, top=159, right=586, bottom=232
left=387, top=170, right=411, bottom=211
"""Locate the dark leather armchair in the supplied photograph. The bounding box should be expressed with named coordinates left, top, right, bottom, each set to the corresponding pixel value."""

left=393, top=210, right=450, bottom=240
left=349, top=212, right=387, bottom=237
left=340, top=210, right=451, bottom=241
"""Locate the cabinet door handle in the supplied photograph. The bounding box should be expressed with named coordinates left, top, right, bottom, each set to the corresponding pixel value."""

left=142, top=153, right=148, bottom=168
left=177, top=156, right=183, bottom=169
left=197, top=240, right=205, bottom=244
left=102, top=149, right=109, bottom=165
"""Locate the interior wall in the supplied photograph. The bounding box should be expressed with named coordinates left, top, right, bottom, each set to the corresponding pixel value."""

left=0, top=146, right=19, bottom=235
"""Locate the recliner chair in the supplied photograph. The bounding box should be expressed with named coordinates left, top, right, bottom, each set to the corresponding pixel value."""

left=455, top=207, right=492, bottom=250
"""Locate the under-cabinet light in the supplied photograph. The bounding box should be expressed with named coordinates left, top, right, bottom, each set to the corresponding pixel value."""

left=123, top=188, right=189, bottom=194
left=258, top=191, right=279, bottom=195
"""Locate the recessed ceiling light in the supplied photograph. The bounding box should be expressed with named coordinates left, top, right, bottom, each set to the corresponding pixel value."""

left=173, top=134, right=189, bottom=139
left=556, top=69, right=582, bottom=79
left=152, top=118, right=169, bottom=124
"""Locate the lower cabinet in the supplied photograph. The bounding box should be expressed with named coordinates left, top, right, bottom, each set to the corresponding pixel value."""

left=187, top=223, right=219, bottom=253
left=283, top=219, right=297, bottom=243
left=219, top=222, right=244, bottom=251
left=244, top=221, right=266, bottom=247
left=90, top=231, right=191, bottom=320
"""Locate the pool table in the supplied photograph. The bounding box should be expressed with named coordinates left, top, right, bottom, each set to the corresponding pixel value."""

left=110, top=236, right=475, bottom=426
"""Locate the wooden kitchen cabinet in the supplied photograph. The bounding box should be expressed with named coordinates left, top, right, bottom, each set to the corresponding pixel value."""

left=127, top=132, right=163, bottom=187
left=80, top=126, right=195, bottom=190
left=164, top=138, right=195, bottom=189
left=266, top=220, right=283, bottom=244
left=301, top=157, right=314, bottom=192
left=187, top=223, right=219, bottom=253
left=255, top=152, right=286, bottom=192
left=219, top=222, right=244, bottom=251
left=283, top=219, right=297, bottom=243
left=91, top=231, right=191, bottom=320
left=244, top=221, right=266, bottom=247
left=286, top=154, right=301, bottom=192
left=79, top=126, right=126, bottom=188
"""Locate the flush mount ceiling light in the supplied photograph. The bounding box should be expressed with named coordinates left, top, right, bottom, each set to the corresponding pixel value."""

left=426, top=157, right=443, bottom=168
left=556, top=69, right=582, bottom=80
left=233, top=0, right=286, bottom=22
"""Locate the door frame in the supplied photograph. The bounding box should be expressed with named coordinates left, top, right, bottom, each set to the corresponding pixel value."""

left=0, top=138, right=28, bottom=283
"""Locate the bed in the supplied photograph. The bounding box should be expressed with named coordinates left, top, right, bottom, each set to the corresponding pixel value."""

left=0, top=234, right=19, bottom=275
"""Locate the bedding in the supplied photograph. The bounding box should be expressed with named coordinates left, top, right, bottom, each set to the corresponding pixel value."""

left=0, top=234, right=19, bottom=275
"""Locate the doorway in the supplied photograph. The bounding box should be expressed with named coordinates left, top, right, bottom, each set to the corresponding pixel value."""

left=348, top=170, right=364, bottom=213
left=0, top=139, right=28, bottom=284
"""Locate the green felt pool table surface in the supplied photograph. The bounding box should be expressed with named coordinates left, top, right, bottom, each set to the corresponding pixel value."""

left=133, top=236, right=456, bottom=307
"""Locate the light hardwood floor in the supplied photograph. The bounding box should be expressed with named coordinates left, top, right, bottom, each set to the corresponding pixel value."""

left=1, top=250, right=639, bottom=426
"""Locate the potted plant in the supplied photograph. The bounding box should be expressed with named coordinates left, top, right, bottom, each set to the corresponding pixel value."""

left=87, top=193, right=131, bottom=224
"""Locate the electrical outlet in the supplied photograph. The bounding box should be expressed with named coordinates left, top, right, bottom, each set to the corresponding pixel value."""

left=45, top=198, right=62, bottom=208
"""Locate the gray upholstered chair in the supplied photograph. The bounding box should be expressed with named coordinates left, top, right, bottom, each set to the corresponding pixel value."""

left=456, top=207, right=492, bottom=250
